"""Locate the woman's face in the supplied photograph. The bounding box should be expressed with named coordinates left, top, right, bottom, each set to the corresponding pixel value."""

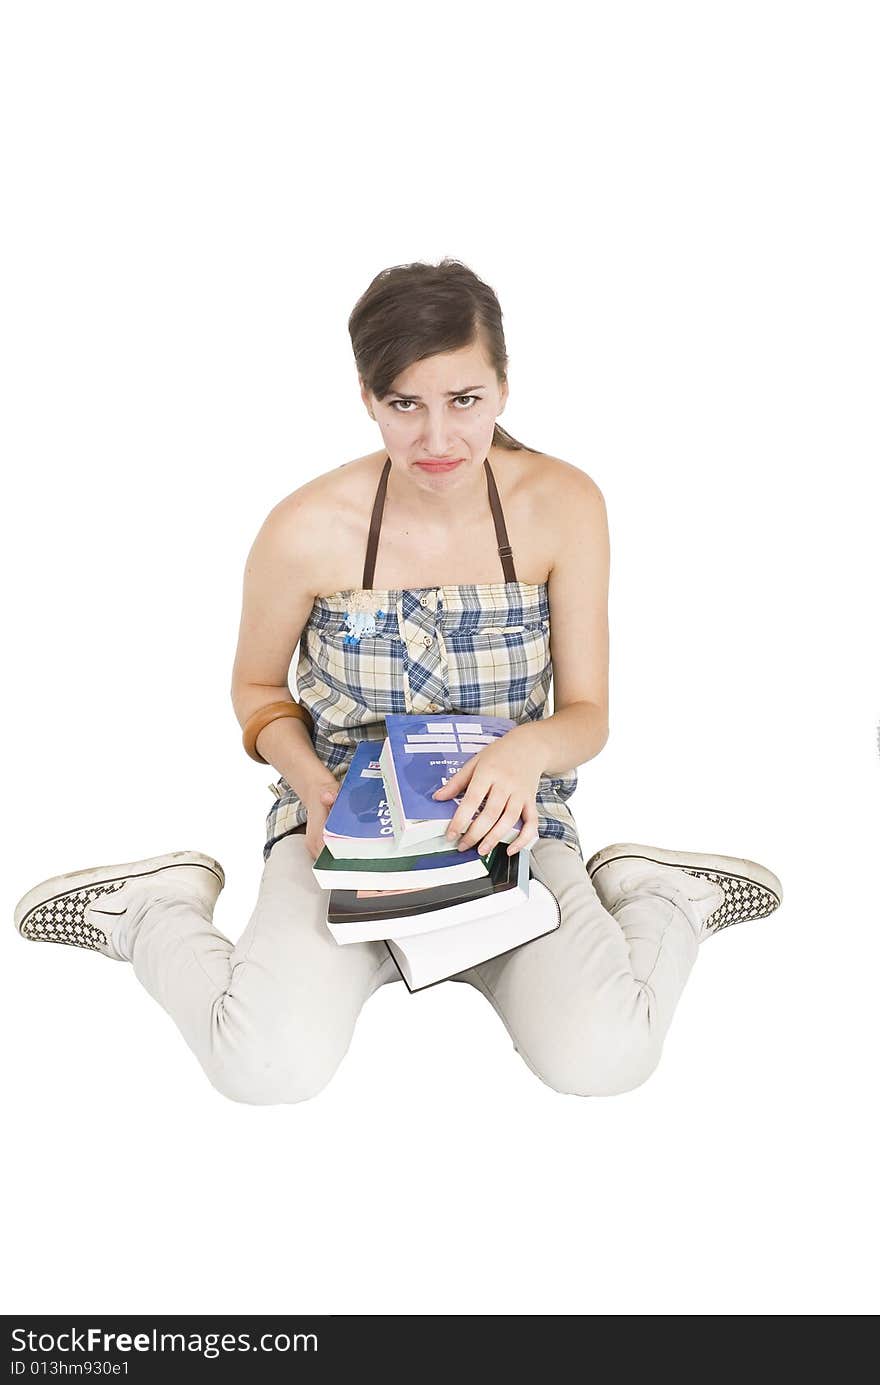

left=360, top=337, right=509, bottom=489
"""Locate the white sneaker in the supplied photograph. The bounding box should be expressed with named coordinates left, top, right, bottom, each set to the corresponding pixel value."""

left=585, top=841, right=783, bottom=942
left=13, top=851, right=225, bottom=961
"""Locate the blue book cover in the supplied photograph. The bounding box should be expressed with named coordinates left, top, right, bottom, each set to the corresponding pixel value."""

left=321, top=737, right=496, bottom=869
left=384, top=713, right=525, bottom=832
left=323, top=739, right=394, bottom=843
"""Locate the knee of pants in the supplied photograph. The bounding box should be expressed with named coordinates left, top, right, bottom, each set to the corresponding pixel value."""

left=522, top=1017, right=665, bottom=1098
left=201, top=1017, right=348, bottom=1107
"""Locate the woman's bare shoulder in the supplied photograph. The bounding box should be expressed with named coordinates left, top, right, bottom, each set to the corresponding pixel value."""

left=254, top=452, right=384, bottom=589
left=523, top=449, right=602, bottom=496
left=266, top=451, right=383, bottom=533
left=279, top=451, right=385, bottom=515
left=517, top=451, right=605, bottom=539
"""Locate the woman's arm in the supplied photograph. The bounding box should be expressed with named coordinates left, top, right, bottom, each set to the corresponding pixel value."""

left=230, top=493, right=338, bottom=802
left=436, top=466, right=611, bottom=859
left=511, top=466, right=610, bottom=776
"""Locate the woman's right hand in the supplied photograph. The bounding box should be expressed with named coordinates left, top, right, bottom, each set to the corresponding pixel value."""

left=303, top=781, right=341, bottom=862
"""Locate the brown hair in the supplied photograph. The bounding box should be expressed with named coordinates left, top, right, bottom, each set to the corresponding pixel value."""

left=348, top=257, right=538, bottom=453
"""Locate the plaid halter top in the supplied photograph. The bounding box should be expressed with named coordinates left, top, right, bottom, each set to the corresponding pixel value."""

left=264, top=455, right=583, bottom=862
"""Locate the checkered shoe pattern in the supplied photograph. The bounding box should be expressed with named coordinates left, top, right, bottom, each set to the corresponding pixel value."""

left=18, top=879, right=127, bottom=953
left=679, top=868, right=781, bottom=935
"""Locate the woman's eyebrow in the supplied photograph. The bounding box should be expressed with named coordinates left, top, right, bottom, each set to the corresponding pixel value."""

left=388, top=383, right=487, bottom=400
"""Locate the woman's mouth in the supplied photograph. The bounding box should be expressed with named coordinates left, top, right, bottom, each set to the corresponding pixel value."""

left=414, top=458, right=464, bottom=473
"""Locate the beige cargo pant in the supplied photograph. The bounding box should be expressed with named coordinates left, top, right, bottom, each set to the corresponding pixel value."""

left=112, top=826, right=701, bottom=1103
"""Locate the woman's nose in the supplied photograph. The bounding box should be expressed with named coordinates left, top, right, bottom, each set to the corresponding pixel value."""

left=421, top=413, right=457, bottom=452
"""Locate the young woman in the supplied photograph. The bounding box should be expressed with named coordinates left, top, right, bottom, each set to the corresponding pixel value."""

left=14, top=258, right=783, bottom=1103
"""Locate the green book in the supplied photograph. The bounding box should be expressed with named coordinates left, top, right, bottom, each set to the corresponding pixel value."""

left=311, top=842, right=498, bottom=892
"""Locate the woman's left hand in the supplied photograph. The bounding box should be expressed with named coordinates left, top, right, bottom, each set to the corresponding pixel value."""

left=431, top=727, right=544, bottom=857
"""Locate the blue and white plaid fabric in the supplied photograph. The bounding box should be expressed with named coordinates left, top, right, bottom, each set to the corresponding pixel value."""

left=264, top=581, right=583, bottom=862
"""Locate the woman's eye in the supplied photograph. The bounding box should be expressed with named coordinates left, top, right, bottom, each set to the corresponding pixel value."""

left=390, top=395, right=479, bottom=413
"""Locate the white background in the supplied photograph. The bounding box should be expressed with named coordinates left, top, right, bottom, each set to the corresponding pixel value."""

left=2, top=1, right=877, bottom=1316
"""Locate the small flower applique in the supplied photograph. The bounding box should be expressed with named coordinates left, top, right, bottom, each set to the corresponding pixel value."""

left=342, top=590, right=386, bottom=645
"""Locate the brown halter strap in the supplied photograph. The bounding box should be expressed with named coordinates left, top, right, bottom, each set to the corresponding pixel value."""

left=361, top=455, right=518, bottom=589
left=483, top=456, right=518, bottom=583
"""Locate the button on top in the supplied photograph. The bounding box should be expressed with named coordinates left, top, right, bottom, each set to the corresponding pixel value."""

left=420, top=595, right=430, bottom=607
left=423, top=634, right=433, bottom=647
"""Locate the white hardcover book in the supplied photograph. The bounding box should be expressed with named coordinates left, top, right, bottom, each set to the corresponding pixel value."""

left=385, top=877, right=560, bottom=992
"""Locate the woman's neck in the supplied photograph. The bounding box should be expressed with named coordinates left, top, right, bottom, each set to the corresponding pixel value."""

left=383, top=454, right=493, bottom=525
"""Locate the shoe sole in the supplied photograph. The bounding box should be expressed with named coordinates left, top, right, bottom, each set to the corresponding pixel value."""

left=585, top=841, right=783, bottom=906
left=14, top=849, right=225, bottom=934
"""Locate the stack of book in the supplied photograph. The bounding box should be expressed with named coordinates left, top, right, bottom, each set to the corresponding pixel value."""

left=311, top=713, right=560, bottom=991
